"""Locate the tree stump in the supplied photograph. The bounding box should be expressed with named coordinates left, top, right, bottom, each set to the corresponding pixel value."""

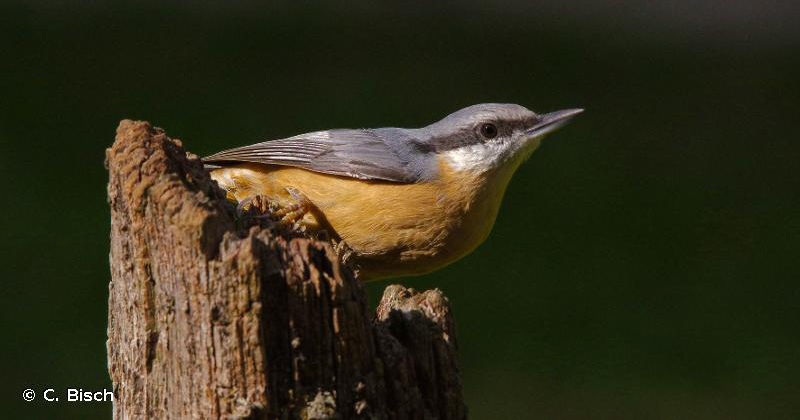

left=105, top=120, right=467, bottom=420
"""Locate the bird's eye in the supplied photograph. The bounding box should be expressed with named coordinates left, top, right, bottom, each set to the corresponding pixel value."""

left=480, top=123, right=498, bottom=139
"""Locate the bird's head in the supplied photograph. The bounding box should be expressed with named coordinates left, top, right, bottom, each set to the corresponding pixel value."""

left=422, top=103, right=582, bottom=175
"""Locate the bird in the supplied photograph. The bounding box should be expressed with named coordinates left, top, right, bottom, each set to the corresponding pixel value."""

left=203, top=103, right=582, bottom=281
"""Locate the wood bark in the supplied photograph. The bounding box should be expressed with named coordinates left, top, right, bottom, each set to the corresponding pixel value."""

left=106, top=120, right=467, bottom=420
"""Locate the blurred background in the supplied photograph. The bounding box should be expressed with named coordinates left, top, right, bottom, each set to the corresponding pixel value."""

left=2, top=1, right=798, bottom=418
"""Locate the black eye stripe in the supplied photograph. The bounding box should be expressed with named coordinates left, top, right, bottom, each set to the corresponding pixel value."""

left=425, top=116, right=538, bottom=151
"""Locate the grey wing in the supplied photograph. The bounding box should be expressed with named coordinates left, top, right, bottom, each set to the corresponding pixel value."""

left=202, top=129, right=420, bottom=183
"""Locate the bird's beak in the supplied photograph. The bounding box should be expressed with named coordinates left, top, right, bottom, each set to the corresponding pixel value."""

left=525, top=108, right=584, bottom=138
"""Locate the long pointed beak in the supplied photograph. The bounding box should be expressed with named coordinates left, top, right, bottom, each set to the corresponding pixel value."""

left=526, top=108, right=583, bottom=138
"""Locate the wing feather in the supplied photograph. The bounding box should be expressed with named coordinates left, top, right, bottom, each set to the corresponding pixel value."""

left=202, top=129, right=419, bottom=183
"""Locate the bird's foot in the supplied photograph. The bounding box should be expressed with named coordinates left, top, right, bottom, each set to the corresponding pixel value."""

left=237, top=195, right=279, bottom=217
left=333, top=239, right=360, bottom=278
left=269, top=187, right=311, bottom=228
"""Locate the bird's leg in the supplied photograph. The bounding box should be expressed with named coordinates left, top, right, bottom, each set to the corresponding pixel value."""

left=236, top=196, right=255, bottom=214
left=270, top=187, right=312, bottom=227
left=333, top=238, right=361, bottom=278
left=235, top=188, right=312, bottom=230
left=237, top=195, right=278, bottom=217
left=333, top=239, right=354, bottom=261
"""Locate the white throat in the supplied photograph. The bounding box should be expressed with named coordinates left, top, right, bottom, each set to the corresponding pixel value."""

left=442, top=136, right=542, bottom=174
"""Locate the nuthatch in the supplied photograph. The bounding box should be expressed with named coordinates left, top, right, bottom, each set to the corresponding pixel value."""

left=204, top=104, right=582, bottom=280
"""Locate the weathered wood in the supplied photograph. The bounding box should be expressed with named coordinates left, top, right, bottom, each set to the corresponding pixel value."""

left=106, top=120, right=467, bottom=420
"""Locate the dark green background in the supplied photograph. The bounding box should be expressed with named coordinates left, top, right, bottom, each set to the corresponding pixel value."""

left=2, top=2, right=798, bottom=419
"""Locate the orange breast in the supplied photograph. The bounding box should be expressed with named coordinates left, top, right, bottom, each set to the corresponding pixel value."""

left=211, top=158, right=515, bottom=280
